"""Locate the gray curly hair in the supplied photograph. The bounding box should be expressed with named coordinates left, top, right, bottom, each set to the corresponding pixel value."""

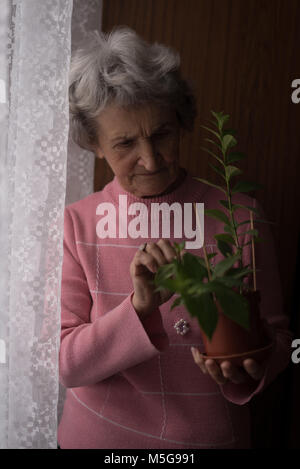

left=69, top=26, right=197, bottom=151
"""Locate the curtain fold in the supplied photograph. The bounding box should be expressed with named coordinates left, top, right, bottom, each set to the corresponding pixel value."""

left=0, top=0, right=73, bottom=449
left=0, top=0, right=11, bottom=450
left=57, top=0, right=101, bottom=424
left=0, top=0, right=102, bottom=449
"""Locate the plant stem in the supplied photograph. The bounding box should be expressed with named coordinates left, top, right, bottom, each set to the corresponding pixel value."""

left=225, top=177, right=240, bottom=253
left=221, top=138, right=244, bottom=295
left=203, top=244, right=212, bottom=281
left=193, top=203, right=212, bottom=280
left=222, top=145, right=243, bottom=266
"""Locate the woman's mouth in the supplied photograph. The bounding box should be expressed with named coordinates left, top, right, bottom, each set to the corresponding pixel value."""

left=137, top=169, right=166, bottom=176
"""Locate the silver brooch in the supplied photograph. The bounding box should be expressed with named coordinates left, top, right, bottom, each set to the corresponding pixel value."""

left=174, top=319, right=190, bottom=335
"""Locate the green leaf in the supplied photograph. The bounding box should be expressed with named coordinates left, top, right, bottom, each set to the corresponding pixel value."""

left=222, top=128, right=236, bottom=136
left=212, top=252, right=241, bottom=278
left=226, top=152, right=246, bottom=164
left=231, top=181, right=263, bottom=194
left=208, top=162, right=226, bottom=180
left=174, top=241, right=185, bottom=249
left=217, top=240, right=233, bottom=257
left=183, top=292, right=218, bottom=340
left=173, top=241, right=186, bottom=255
left=232, top=204, right=260, bottom=216
left=207, top=252, right=218, bottom=260
left=194, top=254, right=217, bottom=273
left=200, top=146, right=224, bottom=166
left=154, top=278, right=177, bottom=293
left=222, top=134, right=237, bottom=154
left=185, top=278, right=250, bottom=331
left=204, top=209, right=231, bottom=226
left=201, top=125, right=222, bottom=142
left=182, top=252, right=208, bottom=281
left=224, top=224, right=236, bottom=236
left=204, top=138, right=223, bottom=153
left=236, top=219, right=250, bottom=227
left=214, top=276, right=244, bottom=288
left=161, top=277, right=193, bottom=294
left=208, top=118, right=220, bottom=129
left=239, top=229, right=259, bottom=238
left=211, top=111, right=230, bottom=133
left=225, top=165, right=242, bottom=181
left=214, top=233, right=235, bottom=244
left=155, top=262, right=176, bottom=279
left=226, top=266, right=253, bottom=279
left=222, top=266, right=254, bottom=285
left=154, top=263, right=178, bottom=292
left=195, top=252, right=217, bottom=270
left=219, top=199, right=230, bottom=211
left=242, top=237, right=264, bottom=246
left=193, top=177, right=226, bottom=194
left=213, top=285, right=250, bottom=330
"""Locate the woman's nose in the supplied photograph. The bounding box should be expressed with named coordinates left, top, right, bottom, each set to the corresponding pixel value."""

left=137, top=138, right=161, bottom=171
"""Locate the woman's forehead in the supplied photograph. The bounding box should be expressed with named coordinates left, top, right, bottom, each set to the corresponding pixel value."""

left=97, top=103, right=178, bottom=139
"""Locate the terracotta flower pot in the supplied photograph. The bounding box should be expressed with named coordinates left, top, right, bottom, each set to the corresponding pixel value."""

left=199, top=290, right=273, bottom=366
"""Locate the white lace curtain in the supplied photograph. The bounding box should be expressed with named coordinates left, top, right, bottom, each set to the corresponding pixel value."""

left=0, top=0, right=102, bottom=449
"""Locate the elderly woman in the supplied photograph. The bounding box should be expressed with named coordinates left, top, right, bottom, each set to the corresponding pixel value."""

left=58, top=27, right=292, bottom=449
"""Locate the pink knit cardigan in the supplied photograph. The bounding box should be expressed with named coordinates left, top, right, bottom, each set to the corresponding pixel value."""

left=58, top=170, right=292, bottom=449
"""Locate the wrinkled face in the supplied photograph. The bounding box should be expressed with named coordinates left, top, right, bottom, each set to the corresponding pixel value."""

left=94, top=102, right=181, bottom=197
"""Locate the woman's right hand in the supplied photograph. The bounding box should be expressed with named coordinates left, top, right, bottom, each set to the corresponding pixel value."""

left=130, top=239, right=178, bottom=320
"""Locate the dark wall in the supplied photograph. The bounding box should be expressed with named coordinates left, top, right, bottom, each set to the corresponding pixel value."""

left=96, top=0, right=300, bottom=448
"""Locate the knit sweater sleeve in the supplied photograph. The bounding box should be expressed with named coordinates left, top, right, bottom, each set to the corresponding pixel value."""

left=59, top=207, right=169, bottom=388
left=220, top=199, right=293, bottom=404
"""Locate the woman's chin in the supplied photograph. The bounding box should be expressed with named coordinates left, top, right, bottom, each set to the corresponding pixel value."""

left=138, top=181, right=172, bottom=198
left=123, top=168, right=181, bottom=198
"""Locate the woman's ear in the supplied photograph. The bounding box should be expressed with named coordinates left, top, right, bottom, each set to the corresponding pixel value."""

left=92, top=132, right=105, bottom=159
left=94, top=145, right=105, bottom=160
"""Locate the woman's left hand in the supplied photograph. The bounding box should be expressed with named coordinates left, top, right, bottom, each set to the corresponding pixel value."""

left=191, top=347, right=265, bottom=385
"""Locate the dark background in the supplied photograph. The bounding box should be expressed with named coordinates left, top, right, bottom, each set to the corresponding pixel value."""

left=94, top=0, right=300, bottom=448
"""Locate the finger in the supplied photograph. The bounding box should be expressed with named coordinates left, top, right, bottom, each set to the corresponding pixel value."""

left=205, top=359, right=227, bottom=385
left=191, top=347, right=207, bottom=374
left=146, top=242, right=172, bottom=266
left=156, top=239, right=177, bottom=263
left=220, top=361, right=246, bottom=384
left=242, top=359, right=264, bottom=381
left=133, top=250, right=159, bottom=275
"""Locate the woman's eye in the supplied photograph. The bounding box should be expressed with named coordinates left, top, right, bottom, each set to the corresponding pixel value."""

left=116, top=139, right=134, bottom=148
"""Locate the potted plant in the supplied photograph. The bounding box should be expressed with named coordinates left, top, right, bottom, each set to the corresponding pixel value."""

left=154, top=111, right=273, bottom=365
